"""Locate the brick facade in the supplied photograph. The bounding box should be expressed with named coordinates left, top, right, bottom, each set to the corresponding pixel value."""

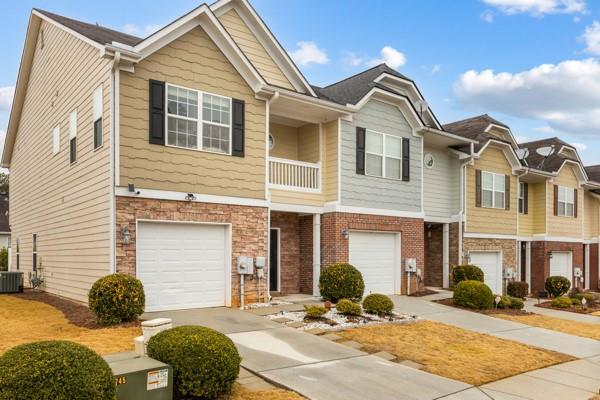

left=299, top=215, right=314, bottom=294
left=115, top=196, right=268, bottom=307
left=424, top=222, right=459, bottom=287
left=320, top=212, right=424, bottom=294
left=461, top=237, right=517, bottom=289
left=530, top=241, right=584, bottom=293
left=590, top=243, right=599, bottom=291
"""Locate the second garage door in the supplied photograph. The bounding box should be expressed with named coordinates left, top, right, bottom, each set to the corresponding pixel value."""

left=550, top=251, right=573, bottom=282
left=469, top=251, right=502, bottom=294
left=349, top=231, right=400, bottom=295
left=137, top=221, right=229, bottom=312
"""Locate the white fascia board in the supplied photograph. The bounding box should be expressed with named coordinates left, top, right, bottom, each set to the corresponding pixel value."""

left=555, top=159, right=588, bottom=185
left=464, top=232, right=518, bottom=240
left=267, top=86, right=352, bottom=115
left=211, top=0, right=316, bottom=97
left=324, top=203, right=425, bottom=220
left=269, top=202, right=324, bottom=214
left=348, top=88, right=425, bottom=131
left=484, top=123, right=519, bottom=149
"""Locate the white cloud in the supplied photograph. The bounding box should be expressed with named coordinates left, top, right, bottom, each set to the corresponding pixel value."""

left=122, top=23, right=162, bottom=37
left=482, top=10, right=496, bottom=22
left=367, top=46, right=407, bottom=69
left=533, top=126, right=557, bottom=133
left=0, top=86, right=15, bottom=112
left=483, top=0, right=586, bottom=16
left=430, top=64, right=442, bottom=74
left=581, top=21, right=600, bottom=55
left=515, top=135, right=529, bottom=143
left=453, top=58, right=600, bottom=137
left=289, top=41, right=329, bottom=66
left=572, top=142, right=588, bottom=151
left=342, top=52, right=364, bottom=68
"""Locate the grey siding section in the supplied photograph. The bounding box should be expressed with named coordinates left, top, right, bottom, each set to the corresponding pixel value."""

left=340, top=100, right=422, bottom=212
left=423, top=143, right=461, bottom=220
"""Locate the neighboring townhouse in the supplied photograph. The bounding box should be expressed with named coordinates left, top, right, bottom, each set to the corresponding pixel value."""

left=584, top=165, right=600, bottom=291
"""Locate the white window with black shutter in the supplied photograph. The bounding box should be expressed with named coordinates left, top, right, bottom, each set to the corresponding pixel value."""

left=518, top=182, right=528, bottom=214
left=477, top=170, right=508, bottom=210
left=356, top=127, right=409, bottom=181
left=92, top=85, right=103, bottom=149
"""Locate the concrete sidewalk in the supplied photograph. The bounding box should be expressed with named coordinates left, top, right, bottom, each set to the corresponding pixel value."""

left=391, top=294, right=600, bottom=359
left=144, top=307, right=472, bottom=400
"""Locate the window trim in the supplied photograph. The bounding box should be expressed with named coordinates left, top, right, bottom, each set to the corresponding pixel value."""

left=15, top=239, right=19, bottom=271
left=364, top=129, right=403, bottom=180
left=518, top=182, right=525, bottom=214
left=557, top=186, right=575, bottom=217
left=165, top=82, right=233, bottom=156
left=93, top=85, right=103, bottom=150
left=69, top=110, right=77, bottom=164
left=481, top=171, right=505, bottom=209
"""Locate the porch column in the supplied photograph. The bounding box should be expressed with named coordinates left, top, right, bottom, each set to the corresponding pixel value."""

left=525, top=241, right=532, bottom=290
left=312, top=213, right=321, bottom=296
left=585, top=244, right=590, bottom=290
left=442, top=223, right=449, bottom=288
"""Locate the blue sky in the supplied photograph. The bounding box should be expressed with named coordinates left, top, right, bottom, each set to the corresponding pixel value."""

left=1, top=0, right=600, bottom=164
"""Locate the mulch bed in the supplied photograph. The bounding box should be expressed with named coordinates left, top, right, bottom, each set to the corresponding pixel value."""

left=435, top=298, right=532, bottom=316
left=534, top=301, right=600, bottom=315
left=409, top=288, right=439, bottom=297
left=9, top=290, right=139, bottom=329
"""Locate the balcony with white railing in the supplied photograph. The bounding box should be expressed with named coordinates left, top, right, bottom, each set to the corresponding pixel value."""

left=269, top=157, right=321, bottom=193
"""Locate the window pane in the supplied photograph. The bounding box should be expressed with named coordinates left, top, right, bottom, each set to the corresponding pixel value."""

left=566, top=203, right=574, bottom=217
left=494, top=191, right=505, bottom=209
left=168, top=116, right=197, bottom=149
left=366, top=132, right=383, bottom=153
left=558, top=202, right=565, bottom=216
left=482, top=172, right=493, bottom=190
left=366, top=154, right=383, bottom=177
left=482, top=190, right=493, bottom=207
left=566, top=188, right=574, bottom=202
left=385, top=157, right=401, bottom=179
left=558, top=187, right=566, bottom=202
left=386, top=136, right=402, bottom=157
left=202, top=123, right=230, bottom=154
left=494, top=174, right=505, bottom=191
left=202, top=94, right=231, bottom=126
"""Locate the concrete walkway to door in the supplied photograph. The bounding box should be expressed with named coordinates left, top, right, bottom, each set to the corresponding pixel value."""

left=143, top=308, right=473, bottom=400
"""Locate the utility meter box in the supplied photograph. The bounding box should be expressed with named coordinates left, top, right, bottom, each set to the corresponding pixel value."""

left=103, top=352, right=173, bottom=400
left=404, top=258, right=417, bottom=273
left=237, top=256, right=254, bottom=274
left=574, top=267, right=582, bottom=278
left=503, top=268, right=514, bottom=279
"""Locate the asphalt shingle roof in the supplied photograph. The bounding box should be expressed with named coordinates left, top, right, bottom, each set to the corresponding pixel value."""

left=518, top=137, right=578, bottom=173
left=442, top=114, right=512, bottom=152
left=585, top=165, right=600, bottom=182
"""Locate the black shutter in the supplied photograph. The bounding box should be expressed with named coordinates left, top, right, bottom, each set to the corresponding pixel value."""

left=402, top=138, right=410, bottom=181
left=574, top=188, right=578, bottom=218
left=553, top=185, right=558, bottom=216
left=523, top=183, right=529, bottom=215
left=476, top=170, right=482, bottom=208
left=356, top=127, right=366, bottom=175
left=149, top=80, right=165, bottom=145
left=232, top=99, right=245, bottom=157
left=505, top=175, right=510, bottom=210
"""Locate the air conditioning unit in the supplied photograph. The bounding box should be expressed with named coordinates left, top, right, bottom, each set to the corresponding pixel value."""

left=0, top=272, right=24, bottom=293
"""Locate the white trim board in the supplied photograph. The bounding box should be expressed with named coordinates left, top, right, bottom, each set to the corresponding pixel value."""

left=324, top=203, right=425, bottom=220
left=115, top=186, right=268, bottom=208
left=464, top=232, right=518, bottom=240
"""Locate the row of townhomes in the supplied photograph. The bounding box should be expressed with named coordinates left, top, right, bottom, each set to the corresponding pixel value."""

left=3, top=0, right=600, bottom=311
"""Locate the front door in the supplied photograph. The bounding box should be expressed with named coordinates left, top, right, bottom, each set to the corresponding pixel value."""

left=269, top=229, right=279, bottom=292
left=520, top=242, right=527, bottom=282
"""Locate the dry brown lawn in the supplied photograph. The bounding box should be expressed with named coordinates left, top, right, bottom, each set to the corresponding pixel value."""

left=227, top=385, right=304, bottom=400
left=339, top=320, right=573, bottom=386
left=0, top=295, right=139, bottom=355
left=494, top=314, right=600, bottom=341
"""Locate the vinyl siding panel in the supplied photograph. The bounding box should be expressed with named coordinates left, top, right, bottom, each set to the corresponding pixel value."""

left=119, top=26, right=266, bottom=199
left=423, top=143, right=460, bottom=220
left=323, top=119, right=339, bottom=202
left=218, top=9, right=294, bottom=90
left=340, top=100, right=422, bottom=212
left=584, top=192, right=599, bottom=240
left=270, top=123, right=298, bottom=160
left=519, top=181, right=546, bottom=236
left=297, top=124, right=319, bottom=163
left=547, top=165, right=583, bottom=238
left=9, top=21, right=112, bottom=302
left=465, top=146, right=517, bottom=235
left=270, top=189, right=324, bottom=207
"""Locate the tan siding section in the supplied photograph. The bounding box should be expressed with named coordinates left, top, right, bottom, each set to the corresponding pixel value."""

left=584, top=192, right=599, bottom=240
left=218, top=9, right=293, bottom=90
left=297, top=124, right=319, bottom=163
left=323, top=119, right=339, bottom=202
left=270, top=189, right=324, bottom=207
left=518, top=181, right=546, bottom=235
left=547, top=165, right=583, bottom=238
left=270, top=123, right=298, bottom=160
left=119, top=26, right=266, bottom=199
left=10, top=21, right=112, bottom=302
left=466, top=147, right=518, bottom=235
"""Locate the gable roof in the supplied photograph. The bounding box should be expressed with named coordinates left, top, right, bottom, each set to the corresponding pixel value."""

left=34, top=9, right=143, bottom=46
left=519, top=137, right=581, bottom=174
left=585, top=165, right=600, bottom=183
left=443, top=114, right=512, bottom=152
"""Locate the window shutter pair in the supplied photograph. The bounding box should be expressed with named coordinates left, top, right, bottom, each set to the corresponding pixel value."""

left=355, top=126, right=410, bottom=181
left=148, top=79, right=245, bottom=157
left=475, top=170, right=510, bottom=210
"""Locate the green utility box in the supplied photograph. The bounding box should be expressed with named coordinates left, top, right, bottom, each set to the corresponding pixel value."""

left=103, top=352, right=173, bottom=400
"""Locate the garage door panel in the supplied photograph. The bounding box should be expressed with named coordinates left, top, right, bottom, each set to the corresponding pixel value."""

left=137, top=222, right=228, bottom=311
left=470, top=252, right=501, bottom=294
left=550, top=252, right=572, bottom=281
left=349, top=231, right=399, bottom=295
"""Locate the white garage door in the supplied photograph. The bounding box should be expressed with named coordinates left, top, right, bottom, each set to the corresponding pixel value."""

left=349, top=231, right=400, bottom=295
left=137, top=222, right=228, bottom=312
left=550, top=251, right=572, bottom=281
left=470, top=252, right=502, bottom=294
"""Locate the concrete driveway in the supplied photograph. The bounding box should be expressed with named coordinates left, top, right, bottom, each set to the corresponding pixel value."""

left=144, top=307, right=472, bottom=400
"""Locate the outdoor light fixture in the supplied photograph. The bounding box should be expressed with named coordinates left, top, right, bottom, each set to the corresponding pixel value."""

left=128, top=183, right=140, bottom=195
left=547, top=252, right=553, bottom=259
left=465, top=251, right=471, bottom=264
left=185, top=193, right=197, bottom=201
left=121, top=226, right=131, bottom=245
left=341, top=229, right=349, bottom=239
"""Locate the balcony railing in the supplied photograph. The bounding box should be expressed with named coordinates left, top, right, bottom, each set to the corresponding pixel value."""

left=269, top=157, right=321, bottom=192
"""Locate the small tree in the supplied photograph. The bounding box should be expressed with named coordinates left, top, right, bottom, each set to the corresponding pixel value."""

left=0, top=247, right=7, bottom=271
left=0, top=172, right=9, bottom=194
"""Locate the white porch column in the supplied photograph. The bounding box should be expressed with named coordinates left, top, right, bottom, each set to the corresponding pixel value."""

left=312, top=214, right=321, bottom=296
left=584, top=244, right=590, bottom=290
left=525, top=241, right=531, bottom=290
left=442, top=223, right=450, bottom=288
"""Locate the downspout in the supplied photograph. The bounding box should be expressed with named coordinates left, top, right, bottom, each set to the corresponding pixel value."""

left=458, top=143, right=475, bottom=267
left=109, top=52, right=121, bottom=274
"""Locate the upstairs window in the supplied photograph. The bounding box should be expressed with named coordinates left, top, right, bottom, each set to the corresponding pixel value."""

left=93, top=85, right=103, bottom=149
left=481, top=171, right=505, bottom=209
left=557, top=186, right=575, bottom=217
left=166, top=83, right=231, bottom=155
left=518, top=182, right=525, bottom=213
left=365, top=130, right=402, bottom=180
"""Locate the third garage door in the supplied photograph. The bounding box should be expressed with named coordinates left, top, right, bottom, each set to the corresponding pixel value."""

left=349, top=231, right=400, bottom=295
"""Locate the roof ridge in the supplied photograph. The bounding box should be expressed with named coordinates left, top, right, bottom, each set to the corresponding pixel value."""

left=321, top=63, right=386, bottom=89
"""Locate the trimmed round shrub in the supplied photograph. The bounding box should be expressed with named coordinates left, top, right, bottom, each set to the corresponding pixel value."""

left=304, top=305, right=327, bottom=319
left=319, top=263, right=365, bottom=302
left=362, top=293, right=394, bottom=316
left=551, top=297, right=572, bottom=308
left=507, top=281, right=529, bottom=298
left=147, top=326, right=240, bottom=399
left=453, top=280, right=494, bottom=309
left=336, top=299, right=362, bottom=316
left=569, top=290, right=598, bottom=306
left=507, top=296, right=524, bottom=309
left=88, top=273, right=145, bottom=325
left=570, top=297, right=582, bottom=306
left=0, top=341, right=115, bottom=400
left=497, top=295, right=513, bottom=309
left=452, top=265, right=484, bottom=286
left=545, top=276, right=571, bottom=298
